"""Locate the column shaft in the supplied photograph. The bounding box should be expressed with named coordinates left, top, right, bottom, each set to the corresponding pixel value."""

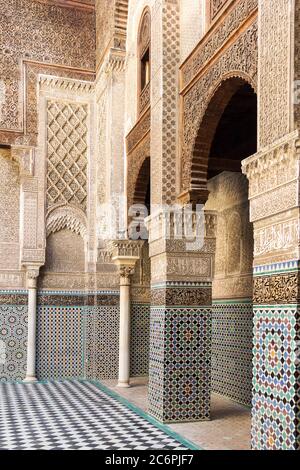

left=118, top=277, right=131, bottom=387
left=24, top=268, right=39, bottom=383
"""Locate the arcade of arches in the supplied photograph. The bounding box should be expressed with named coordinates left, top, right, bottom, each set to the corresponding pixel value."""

left=0, top=0, right=300, bottom=451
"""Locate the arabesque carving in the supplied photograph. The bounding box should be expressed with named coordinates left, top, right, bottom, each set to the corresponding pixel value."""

left=180, top=19, right=258, bottom=195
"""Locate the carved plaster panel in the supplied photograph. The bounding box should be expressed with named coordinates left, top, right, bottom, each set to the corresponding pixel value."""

left=181, top=20, right=258, bottom=193
left=0, top=0, right=95, bottom=146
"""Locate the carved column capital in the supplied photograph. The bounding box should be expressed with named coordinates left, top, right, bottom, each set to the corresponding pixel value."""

left=109, top=240, right=141, bottom=286
left=26, top=266, right=40, bottom=289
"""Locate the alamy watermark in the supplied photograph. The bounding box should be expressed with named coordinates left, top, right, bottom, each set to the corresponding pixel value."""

left=96, top=199, right=206, bottom=251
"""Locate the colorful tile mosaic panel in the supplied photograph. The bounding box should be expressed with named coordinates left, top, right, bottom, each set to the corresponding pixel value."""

left=252, top=305, right=300, bottom=450
left=36, top=305, right=85, bottom=380
left=149, top=303, right=212, bottom=423
left=212, top=301, right=253, bottom=406
left=130, top=303, right=150, bottom=377
left=85, top=306, right=120, bottom=380
left=0, top=304, right=27, bottom=382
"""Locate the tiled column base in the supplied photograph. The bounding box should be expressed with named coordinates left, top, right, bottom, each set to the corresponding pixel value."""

left=252, top=264, right=300, bottom=450
left=149, top=283, right=212, bottom=423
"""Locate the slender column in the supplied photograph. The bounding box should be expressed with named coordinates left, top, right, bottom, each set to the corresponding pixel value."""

left=24, top=267, right=39, bottom=383
left=118, top=265, right=135, bottom=388
left=110, top=241, right=142, bottom=387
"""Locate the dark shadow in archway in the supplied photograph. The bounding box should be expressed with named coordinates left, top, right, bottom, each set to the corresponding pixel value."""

left=201, top=78, right=257, bottom=434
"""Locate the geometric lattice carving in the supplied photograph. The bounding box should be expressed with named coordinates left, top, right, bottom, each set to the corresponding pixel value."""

left=47, top=101, right=88, bottom=212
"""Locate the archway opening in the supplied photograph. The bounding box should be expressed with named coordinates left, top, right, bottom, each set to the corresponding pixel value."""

left=129, top=156, right=151, bottom=241
left=203, top=78, right=257, bottom=447
left=208, top=83, right=257, bottom=178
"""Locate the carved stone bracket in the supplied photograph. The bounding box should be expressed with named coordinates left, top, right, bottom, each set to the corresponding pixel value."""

left=109, top=240, right=144, bottom=259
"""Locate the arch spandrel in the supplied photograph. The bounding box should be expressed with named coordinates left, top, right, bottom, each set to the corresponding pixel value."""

left=179, top=20, right=258, bottom=204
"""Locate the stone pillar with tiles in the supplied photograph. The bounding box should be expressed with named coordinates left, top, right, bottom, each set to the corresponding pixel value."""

left=241, top=0, right=300, bottom=450
left=147, top=208, right=217, bottom=423
left=147, top=0, right=217, bottom=423
left=243, top=134, right=300, bottom=450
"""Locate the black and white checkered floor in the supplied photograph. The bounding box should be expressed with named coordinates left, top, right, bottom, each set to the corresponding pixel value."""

left=0, top=380, right=188, bottom=450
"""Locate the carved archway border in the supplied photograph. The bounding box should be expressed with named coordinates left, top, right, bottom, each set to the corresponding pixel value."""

left=127, top=134, right=150, bottom=211
left=190, top=73, right=256, bottom=201
left=179, top=20, right=258, bottom=203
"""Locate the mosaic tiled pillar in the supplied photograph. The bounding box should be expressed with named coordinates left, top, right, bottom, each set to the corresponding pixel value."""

left=252, top=264, right=300, bottom=450
left=148, top=210, right=216, bottom=423
left=243, top=133, right=300, bottom=450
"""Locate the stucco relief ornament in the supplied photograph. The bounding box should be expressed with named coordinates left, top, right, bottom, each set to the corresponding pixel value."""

left=11, top=146, right=35, bottom=176
left=119, top=265, right=135, bottom=279
left=26, top=267, right=40, bottom=288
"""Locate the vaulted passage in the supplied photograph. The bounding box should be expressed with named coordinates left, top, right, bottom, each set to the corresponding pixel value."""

left=208, top=83, right=257, bottom=178
left=204, top=79, right=257, bottom=410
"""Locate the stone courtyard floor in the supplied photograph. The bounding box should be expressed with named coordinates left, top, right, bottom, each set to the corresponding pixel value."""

left=103, top=377, right=252, bottom=451
left=0, top=379, right=193, bottom=450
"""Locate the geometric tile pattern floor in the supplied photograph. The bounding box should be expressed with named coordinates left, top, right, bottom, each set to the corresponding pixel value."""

left=0, top=380, right=189, bottom=450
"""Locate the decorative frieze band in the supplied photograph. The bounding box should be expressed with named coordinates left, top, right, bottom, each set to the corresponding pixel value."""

left=39, top=76, right=94, bottom=95
left=242, top=131, right=299, bottom=198
left=253, top=272, right=298, bottom=305
left=151, top=283, right=212, bottom=307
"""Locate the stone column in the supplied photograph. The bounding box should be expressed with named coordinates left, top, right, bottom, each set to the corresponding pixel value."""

left=110, top=241, right=141, bottom=387
left=147, top=208, right=217, bottom=423
left=117, top=264, right=136, bottom=387
left=24, top=266, right=40, bottom=383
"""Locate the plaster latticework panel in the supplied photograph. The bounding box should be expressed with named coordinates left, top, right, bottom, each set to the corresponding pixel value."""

left=46, top=101, right=88, bottom=213
left=151, top=0, right=180, bottom=205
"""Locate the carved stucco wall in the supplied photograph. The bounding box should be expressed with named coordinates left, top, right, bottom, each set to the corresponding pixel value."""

left=0, top=0, right=95, bottom=146
left=125, top=0, right=151, bottom=133
left=95, top=0, right=115, bottom=66
left=0, top=149, right=20, bottom=271
left=206, top=172, right=253, bottom=405
left=180, top=0, right=258, bottom=195
left=43, top=230, right=85, bottom=273
left=258, top=0, right=291, bottom=148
